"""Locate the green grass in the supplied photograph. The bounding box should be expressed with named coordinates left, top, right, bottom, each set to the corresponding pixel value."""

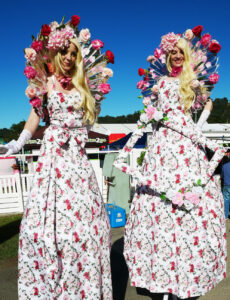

left=0, top=214, right=22, bottom=263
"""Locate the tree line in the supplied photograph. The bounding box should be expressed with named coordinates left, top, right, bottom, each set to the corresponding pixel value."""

left=0, top=97, right=229, bottom=143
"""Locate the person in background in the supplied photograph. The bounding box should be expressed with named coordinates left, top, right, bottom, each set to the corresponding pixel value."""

left=221, top=151, right=230, bottom=219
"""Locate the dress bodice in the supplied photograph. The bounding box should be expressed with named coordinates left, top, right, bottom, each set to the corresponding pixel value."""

left=157, top=78, right=181, bottom=111
left=47, top=77, right=84, bottom=128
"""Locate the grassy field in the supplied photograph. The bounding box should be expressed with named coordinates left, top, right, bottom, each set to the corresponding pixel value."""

left=0, top=214, right=22, bottom=262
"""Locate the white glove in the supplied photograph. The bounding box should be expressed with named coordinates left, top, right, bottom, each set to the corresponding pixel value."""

left=2, top=129, right=32, bottom=157
left=196, top=109, right=210, bottom=130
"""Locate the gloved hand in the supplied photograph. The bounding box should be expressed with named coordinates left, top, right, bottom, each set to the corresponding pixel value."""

left=1, top=129, right=32, bottom=157
left=196, top=109, right=210, bottom=130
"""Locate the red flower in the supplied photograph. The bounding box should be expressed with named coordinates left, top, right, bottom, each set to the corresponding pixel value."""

left=152, top=273, right=156, bottom=280
left=105, top=50, right=114, bottom=64
left=160, top=81, right=165, bottom=88
left=190, top=264, right=194, bottom=272
left=75, top=211, right=81, bottom=220
left=38, top=247, right=43, bottom=256
left=175, top=174, right=180, bottom=184
left=192, top=25, right=203, bottom=37
left=57, top=250, right=64, bottom=258
left=31, top=40, right=43, bottom=52
left=78, top=262, right=82, bottom=272
left=34, top=287, right=39, bottom=296
left=41, top=24, right=51, bottom=36
left=171, top=261, right=175, bottom=270
left=84, top=272, right=90, bottom=280
left=152, top=203, right=155, bottom=212
left=82, top=243, right=86, bottom=251
left=194, top=236, right=199, bottom=246
left=34, top=233, right=38, bottom=243
left=198, top=207, right=203, bottom=216
left=202, top=220, right=207, bottom=229
left=209, top=41, right=221, bottom=54
left=71, top=15, right=80, bottom=26
left=199, top=249, right=203, bottom=257
left=137, top=268, right=141, bottom=275
left=138, top=68, right=145, bottom=76
left=35, top=261, right=39, bottom=269
left=74, top=232, right=80, bottom=242
left=94, top=225, right=98, bottom=235
left=80, top=290, right=85, bottom=299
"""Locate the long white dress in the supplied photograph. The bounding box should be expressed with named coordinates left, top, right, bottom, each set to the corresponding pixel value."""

left=114, top=78, right=227, bottom=299
left=18, top=78, right=112, bottom=299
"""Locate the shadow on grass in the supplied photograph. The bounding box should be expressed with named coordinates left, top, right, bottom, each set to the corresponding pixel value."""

left=0, top=219, right=21, bottom=244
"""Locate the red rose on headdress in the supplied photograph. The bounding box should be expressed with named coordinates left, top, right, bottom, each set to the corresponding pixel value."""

left=31, top=40, right=43, bottom=52
left=138, top=68, right=145, bottom=76
left=192, top=25, right=203, bottom=37
left=105, top=50, right=114, bottom=64
left=71, top=15, right=80, bottom=26
left=209, top=41, right=221, bottom=54
left=41, top=24, right=51, bottom=36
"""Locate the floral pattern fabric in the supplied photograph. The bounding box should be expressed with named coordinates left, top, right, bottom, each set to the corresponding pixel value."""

left=18, top=84, right=112, bottom=299
left=114, top=78, right=227, bottom=299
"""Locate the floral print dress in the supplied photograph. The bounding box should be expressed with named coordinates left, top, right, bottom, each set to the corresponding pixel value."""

left=114, top=78, right=227, bottom=299
left=18, top=77, right=112, bottom=300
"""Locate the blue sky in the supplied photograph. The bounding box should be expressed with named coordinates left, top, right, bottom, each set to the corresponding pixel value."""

left=1, top=0, right=230, bottom=128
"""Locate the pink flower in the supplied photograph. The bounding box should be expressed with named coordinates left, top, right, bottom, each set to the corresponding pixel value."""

left=145, top=105, right=156, bottom=120
left=209, top=73, right=219, bottom=84
left=160, top=32, right=180, bottom=53
left=31, top=41, right=43, bottom=52
left=47, top=26, right=75, bottom=51
left=154, top=48, right=162, bottom=59
left=24, top=66, right=37, bottom=79
left=184, top=29, right=194, bottom=41
left=137, top=80, right=144, bottom=89
left=172, top=192, right=184, bottom=207
left=143, top=97, right=151, bottom=106
left=25, top=86, right=37, bottom=98
left=185, top=192, right=200, bottom=205
left=147, top=55, right=156, bottom=63
left=24, top=48, right=37, bottom=62
left=80, top=28, right=91, bottom=43
left=29, top=97, right=42, bottom=108
left=102, top=67, right=113, bottom=77
left=151, top=84, right=159, bottom=94
left=200, top=33, right=212, bottom=47
left=92, top=39, right=104, bottom=50
left=99, top=83, right=111, bottom=94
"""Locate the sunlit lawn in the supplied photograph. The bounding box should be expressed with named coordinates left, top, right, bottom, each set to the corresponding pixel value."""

left=0, top=214, right=22, bottom=263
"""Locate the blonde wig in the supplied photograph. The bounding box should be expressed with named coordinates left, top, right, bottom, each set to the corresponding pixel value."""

left=52, top=38, right=95, bottom=124
left=167, top=38, right=196, bottom=113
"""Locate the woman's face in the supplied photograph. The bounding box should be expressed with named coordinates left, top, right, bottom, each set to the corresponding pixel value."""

left=60, top=42, right=78, bottom=73
left=170, top=46, right=184, bottom=68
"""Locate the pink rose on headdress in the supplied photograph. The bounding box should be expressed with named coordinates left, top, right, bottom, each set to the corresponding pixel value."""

left=105, top=50, right=115, bottom=64
left=209, top=73, right=219, bottom=84
left=24, top=66, right=37, bottom=79
left=29, top=97, right=42, bottom=108
left=185, top=192, right=200, bottom=205
left=200, top=34, right=212, bottom=47
left=184, top=29, right=194, bottom=41
left=151, top=84, right=159, bottom=94
left=143, top=97, right=151, bottom=106
left=145, top=105, right=156, bottom=120
left=154, top=48, right=162, bottom=59
left=47, top=26, right=75, bottom=51
left=25, top=48, right=37, bottom=62
left=80, top=29, right=91, bottom=43
left=138, top=68, right=146, bottom=76
left=147, top=55, right=156, bottom=63
left=25, top=86, right=37, bottom=98
left=137, top=80, right=144, bottom=89
left=50, top=21, right=59, bottom=32
left=172, top=192, right=184, bottom=207
left=99, top=83, right=111, bottom=94
left=160, top=32, right=180, bottom=53
left=92, top=39, right=104, bottom=50
left=31, top=41, right=43, bottom=52
left=102, top=67, right=113, bottom=77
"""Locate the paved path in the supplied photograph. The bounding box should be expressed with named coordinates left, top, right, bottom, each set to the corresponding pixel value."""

left=0, top=221, right=229, bottom=300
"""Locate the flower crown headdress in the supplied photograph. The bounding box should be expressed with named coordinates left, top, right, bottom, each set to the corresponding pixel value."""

left=137, top=25, right=221, bottom=112
left=24, top=15, right=114, bottom=119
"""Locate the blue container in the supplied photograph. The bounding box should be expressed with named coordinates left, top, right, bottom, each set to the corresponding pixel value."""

left=105, top=204, right=126, bottom=228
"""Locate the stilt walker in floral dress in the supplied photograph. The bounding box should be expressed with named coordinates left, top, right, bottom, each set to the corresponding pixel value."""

left=114, top=26, right=227, bottom=299
left=2, top=15, right=114, bottom=299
